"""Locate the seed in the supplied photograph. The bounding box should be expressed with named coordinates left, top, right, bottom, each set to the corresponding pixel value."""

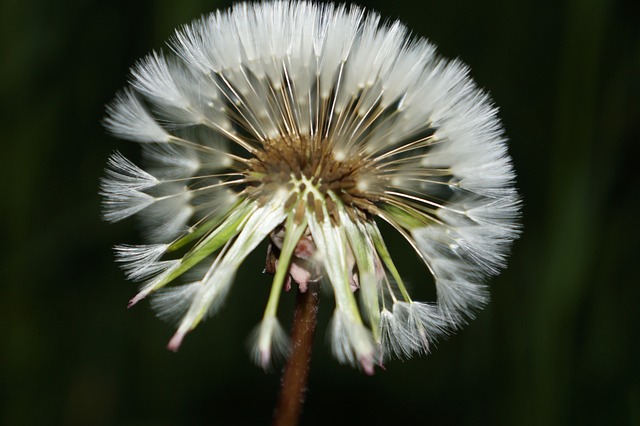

left=306, top=191, right=315, bottom=210
left=284, top=192, right=298, bottom=210
left=314, top=199, right=325, bottom=223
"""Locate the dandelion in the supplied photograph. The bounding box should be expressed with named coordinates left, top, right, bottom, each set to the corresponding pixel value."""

left=102, top=1, right=520, bottom=376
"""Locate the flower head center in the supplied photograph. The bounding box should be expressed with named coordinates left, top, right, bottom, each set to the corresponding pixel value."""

left=245, top=135, right=380, bottom=222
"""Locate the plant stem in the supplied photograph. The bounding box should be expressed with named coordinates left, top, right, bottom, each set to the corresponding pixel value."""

left=272, top=283, right=320, bottom=426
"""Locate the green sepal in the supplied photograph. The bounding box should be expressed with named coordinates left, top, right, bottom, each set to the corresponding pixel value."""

left=149, top=199, right=256, bottom=293
left=366, top=220, right=412, bottom=303
left=343, top=217, right=381, bottom=342
left=166, top=198, right=244, bottom=252
left=379, top=203, right=436, bottom=229
left=263, top=211, right=308, bottom=319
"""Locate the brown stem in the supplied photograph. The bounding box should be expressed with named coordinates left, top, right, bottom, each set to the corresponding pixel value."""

left=272, top=283, right=320, bottom=426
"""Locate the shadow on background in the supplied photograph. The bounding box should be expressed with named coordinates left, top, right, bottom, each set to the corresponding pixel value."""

left=1, top=0, right=638, bottom=424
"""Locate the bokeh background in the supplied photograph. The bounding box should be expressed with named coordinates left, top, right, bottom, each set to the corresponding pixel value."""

left=1, top=0, right=638, bottom=424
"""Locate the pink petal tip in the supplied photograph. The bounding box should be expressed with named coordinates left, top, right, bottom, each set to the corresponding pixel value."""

left=360, top=356, right=375, bottom=376
left=127, top=293, right=146, bottom=308
left=167, top=331, right=185, bottom=352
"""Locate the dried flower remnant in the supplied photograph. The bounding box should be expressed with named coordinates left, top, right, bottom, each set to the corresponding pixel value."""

left=101, top=1, right=520, bottom=373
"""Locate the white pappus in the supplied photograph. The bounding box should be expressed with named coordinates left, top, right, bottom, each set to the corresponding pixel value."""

left=101, top=1, right=521, bottom=374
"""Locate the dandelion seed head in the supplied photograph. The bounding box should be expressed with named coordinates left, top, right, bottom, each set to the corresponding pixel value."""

left=102, top=1, right=521, bottom=372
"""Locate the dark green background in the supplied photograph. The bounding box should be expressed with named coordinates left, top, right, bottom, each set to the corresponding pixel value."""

left=1, top=0, right=638, bottom=424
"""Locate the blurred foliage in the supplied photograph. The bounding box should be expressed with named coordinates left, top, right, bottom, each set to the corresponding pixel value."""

left=1, top=0, right=638, bottom=424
